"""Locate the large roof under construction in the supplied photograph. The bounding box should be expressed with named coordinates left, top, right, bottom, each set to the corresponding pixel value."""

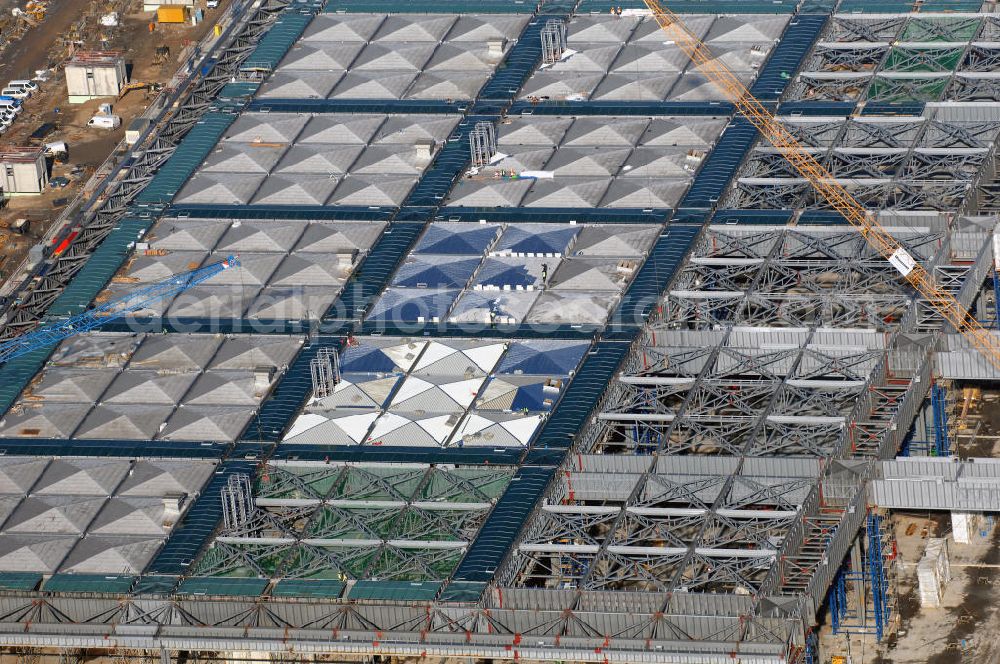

left=0, top=0, right=995, bottom=662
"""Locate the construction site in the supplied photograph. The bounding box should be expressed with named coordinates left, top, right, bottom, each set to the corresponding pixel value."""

left=0, top=0, right=996, bottom=663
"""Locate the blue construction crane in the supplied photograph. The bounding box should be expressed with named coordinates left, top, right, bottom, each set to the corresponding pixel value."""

left=0, top=255, right=240, bottom=364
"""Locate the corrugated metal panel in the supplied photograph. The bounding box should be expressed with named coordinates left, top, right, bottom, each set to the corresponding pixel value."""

left=750, top=14, right=828, bottom=101
left=613, top=224, right=700, bottom=327
left=679, top=118, right=758, bottom=210
left=272, top=579, right=345, bottom=598
left=937, top=351, right=1000, bottom=380
left=176, top=577, right=270, bottom=597
left=44, top=574, right=136, bottom=594
left=348, top=580, right=442, bottom=601
left=0, top=572, right=41, bottom=591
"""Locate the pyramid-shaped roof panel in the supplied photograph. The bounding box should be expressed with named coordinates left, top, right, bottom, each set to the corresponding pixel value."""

left=184, top=371, right=266, bottom=406
left=117, top=460, right=216, bottom=498
left=50, top=333, right=140, bottom=368
left=497, top=340, right=589, bottom=376
left=373, top=115, right=460, bottom=144
left=372, top=15, right=457, bottom=42
left=640, top=117, right=726, bottom=147
left=425, top=43, right=500, bottom=72
left=0, top=458, right=49, bottom=494
left=249, top=287, right=340, bottom=321
left=474, top=256, right=552, bottom=290
left=389, top=374, right=485, bottom=412
left=449, top=289, right=540, bottom=325
left=329, top=71, right=417, bottom=100
left=270, top=253, right=354, bottom=287
left=495, top=224, right=579, bottom=255
left=131, top=334, right=223, bottom=371
left=350, top=145, right=432, bottom=176
left=102, top=371, right=197, bottom=405
left=225, top=114, right=310, bottom=144
left=561, top=117, right=649, bottom=147
left=446, top=15, right=529, bottom=42
left=75, top=404, right=173, bottom=440
left=216, top=220, right=306, bottom=253
left=525, top=291, right=618, bottom=325
left=353, top=43, right=437, bottom=72
left=146, top=218, right=230, bottom=251
left=294, top=221, right=385, bottom=254
left=28, top=368, right=116, bottom=403
left=311, top=373, right=401, bottom=410
left=201, top=143, right=286, bottom=175
left=610, top=44, right=690, bottom=74
left=123, top=251, right=207, bottom=284
left=545, top=147, right=630, bottom=176
left=210, top=336, right=303, bottom=371
left=704, top=15, right=788, bottom=44
left=274, top=145, right=364, bottom=175
left=620, top=148, right=693, bottom=178
left=175, top=173, right=264, bottom=205
left=456, top=412, right=541, bottom=447
left=392, top=255, right=480, bottom=289
left=549, top=258, right=632, bottom=292
left=159, top=406, right=255, bottom=442
left=59, top=536, right=162, bottom=575
left=406, top=71, right=488, bottom=101
left=205, top=252, right=283, bottom=286
left=446, top=179, right=532, bottom=207
left=567, top=16, right=641, bottom=43
left=519, top=72, right=602, bottom=101
left=257, top=70, right=342, bottom=99
left=414, top=222, right=501, bottom=255
left=6, top=496, right=106, bottom=534
left=572, top=225, right=659, bottom=258
left=632, top=14, right=714, bottom=42
left=277, top=42, right=364, bottom=71
left=412, top=339, right=506, bottom=377
left=488, top=147, right=556, bottom=173
left=250, top=174, right=340, bottom=206
left=166, top=286, right=258, bottom=319
left=298, top=115, right=385, bottom=145
left=590, top=73, right=678, bottom=101
left=548, top=44, right=622, bottom=73
left=0, top=534, right=76, bottom=573
left=339, top=338, right=426, bottom=375
left=475, top=374, right=563, bottom=412
left=89, top=496, right=177, bottom=536
left=330, top=174, right=417, bottom=206
left=498, top=117, right=574, bottom=147
left=522, top=178, right=611, bottom=208
left=302, top=14, right=385, bottom=42
left=599, top=177, right=688, bottom=208
left=33, top=459, right=132, bottom=496
left=0, top=403, right=91, bottom=439
left=366, top=412, right=460, bottom=447
left=367, top=288, right=459, bottom=323
left=283, top=411, right=378, bottom=444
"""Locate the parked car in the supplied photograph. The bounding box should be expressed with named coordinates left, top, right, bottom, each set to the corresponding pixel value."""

left=48, top=176, right=70, bottom=188
left=28, top=122, right=57, bottom=144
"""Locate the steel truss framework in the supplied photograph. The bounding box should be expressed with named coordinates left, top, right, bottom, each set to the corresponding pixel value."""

left=726, top=113, right=1000, bottom=212
left=498, top=215, right=993, bottom=659
left=195, top=462, right=513, bottom=581
left=791, top=14, right=1000, bottom=103
left=0, top=0, right=296, bottom=340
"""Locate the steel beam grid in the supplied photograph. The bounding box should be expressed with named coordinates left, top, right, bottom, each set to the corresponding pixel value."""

left=192, top=462, right=512, bottom=581
left=0, top=0, right=294, bottom=340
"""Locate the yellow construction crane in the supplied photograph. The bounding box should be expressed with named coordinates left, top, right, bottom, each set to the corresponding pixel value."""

left=645, top=0, right=1000, bottom=372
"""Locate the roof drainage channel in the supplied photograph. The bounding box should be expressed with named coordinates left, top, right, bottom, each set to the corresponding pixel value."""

left=0, top=438, right=227, bottom=459
left=750, top=14, right=830, bottom=101
left=677, top=116, right=759, bottom=212
left=247, top=99, right=469, bottom=114
left=146, top=460, right=256, bottom=575
left=509, top=100, right=736, bottom=116
left=258, top=443, right=523, bottom=465
left=167, top=204, right=395, bottom=221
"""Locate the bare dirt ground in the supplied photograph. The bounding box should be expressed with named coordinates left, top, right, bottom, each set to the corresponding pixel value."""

left=0, top=0, right=230, bottom=284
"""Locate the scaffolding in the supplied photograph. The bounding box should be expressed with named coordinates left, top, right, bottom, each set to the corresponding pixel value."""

left=540, top=18, right=567, bottom=66
left=221, top=473, right=256, bottom=533
left=469, top=120, right=497, bottom=169
left=829, top=510, right=897, bottom=642
left=309, top=347, right=340, bottom=399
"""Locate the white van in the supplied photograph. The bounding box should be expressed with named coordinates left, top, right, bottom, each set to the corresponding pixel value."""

left=7, top=80, right=37, bottom=92
left=87, top=114, right=121, bottom=129
left=0, top=87, right=30, bottom=99
left=0, top=101, right=23, bottom=115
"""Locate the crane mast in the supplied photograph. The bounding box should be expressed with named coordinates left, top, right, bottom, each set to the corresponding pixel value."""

left=0, top=255, right=240, bottom=364
left=645, top=0, right=1000, bottom=372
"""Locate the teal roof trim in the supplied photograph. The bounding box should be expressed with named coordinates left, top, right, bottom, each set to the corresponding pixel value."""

left=324, top=0, right=539, bottom=11
left=0, top=573, right=42, bottom=591
left=44, top=574, right=136, bottom=594
left=136, top=112, right=237, bottom=205
left=348, top=580, right=442, bottom=601
left=242, top=11, right=315, bottom=71
left=272, top=579, right=346, bottom=598
left=176, top=577, right=270, bottom=597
